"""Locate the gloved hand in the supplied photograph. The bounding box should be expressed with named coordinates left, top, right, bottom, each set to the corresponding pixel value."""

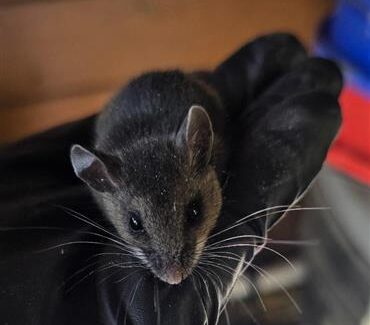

left=0, top=33, right=341, bottom=325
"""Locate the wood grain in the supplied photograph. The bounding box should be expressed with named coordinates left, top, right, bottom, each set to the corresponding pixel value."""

left=0, top=0, right=333, bottom=143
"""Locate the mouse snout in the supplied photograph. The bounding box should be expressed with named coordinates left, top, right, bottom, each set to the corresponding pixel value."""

left=161, top=251, right=187, bottom=284
left=165, top=264, right=183, bottom=285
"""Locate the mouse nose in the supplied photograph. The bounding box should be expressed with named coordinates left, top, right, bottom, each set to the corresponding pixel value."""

left=165, top=265, right=183, bottom=285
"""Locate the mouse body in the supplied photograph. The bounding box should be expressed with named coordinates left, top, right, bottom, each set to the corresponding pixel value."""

left=70, top=70, right=228, bottom=284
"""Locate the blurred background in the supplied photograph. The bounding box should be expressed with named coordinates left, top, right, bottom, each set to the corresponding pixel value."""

left=0, top=0, right=369, bottom=324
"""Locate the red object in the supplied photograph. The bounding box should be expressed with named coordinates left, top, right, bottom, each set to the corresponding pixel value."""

left=327, top=87, right=370, bottom=185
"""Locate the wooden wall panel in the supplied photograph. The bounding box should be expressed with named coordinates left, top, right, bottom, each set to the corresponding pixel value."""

left=0, top=0, right=333, bottom=143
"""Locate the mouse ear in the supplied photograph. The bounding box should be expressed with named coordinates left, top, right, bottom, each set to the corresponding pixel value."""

left=70, top=144, right=118, bottom=193
left=177, top=105, right=214, bottom=170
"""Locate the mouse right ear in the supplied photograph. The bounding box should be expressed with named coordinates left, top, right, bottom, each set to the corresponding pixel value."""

left=177, top=105, right=214, bottom=170
left=70, top=144, right=118, bottom=193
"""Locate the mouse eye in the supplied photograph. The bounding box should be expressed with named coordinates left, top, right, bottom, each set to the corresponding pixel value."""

left=186, top=195, right=203, bottom=226
left=128, top=211, right=144, bottom=232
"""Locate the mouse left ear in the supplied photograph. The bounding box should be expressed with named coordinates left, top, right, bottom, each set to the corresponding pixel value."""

left=70, top=144, right=118, bottom=193
left=177, top=105, right=214, bottom=170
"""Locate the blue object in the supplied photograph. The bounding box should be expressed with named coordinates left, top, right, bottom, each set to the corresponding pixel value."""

left=315, top=0, right=370, bottom=94
left=327, top=0, right=370, bottom=75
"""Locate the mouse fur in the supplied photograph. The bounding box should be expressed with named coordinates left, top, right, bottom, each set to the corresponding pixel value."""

left=70, top=70, right=228, bottom=284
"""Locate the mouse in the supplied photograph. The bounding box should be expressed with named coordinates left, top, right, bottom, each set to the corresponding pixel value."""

left=70, top=70, right=228, bottom=285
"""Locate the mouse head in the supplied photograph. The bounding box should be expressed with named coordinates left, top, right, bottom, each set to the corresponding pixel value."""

left=70, top=105, right=222, bottom=285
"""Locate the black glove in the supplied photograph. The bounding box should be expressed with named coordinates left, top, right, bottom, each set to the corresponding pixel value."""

left=0, top=33, right=341, bottom=325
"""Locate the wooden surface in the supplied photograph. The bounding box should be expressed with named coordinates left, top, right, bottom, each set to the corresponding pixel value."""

left=0, top=0, right=333, bottom=143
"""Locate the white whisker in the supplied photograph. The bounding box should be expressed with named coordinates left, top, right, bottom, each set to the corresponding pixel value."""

left=251, top=263, right=302, bottom=314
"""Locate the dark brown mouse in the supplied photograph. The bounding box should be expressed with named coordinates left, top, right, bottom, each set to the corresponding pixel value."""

left=70, top=70, right=227, bottom=284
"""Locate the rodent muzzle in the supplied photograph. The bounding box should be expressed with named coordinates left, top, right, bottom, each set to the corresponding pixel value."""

left=164, top=264, right=184, bottom=285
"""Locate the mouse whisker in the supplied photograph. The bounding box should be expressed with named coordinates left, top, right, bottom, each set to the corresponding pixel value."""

left=193, top=268, right=212, bottom=306
left=153, top=278, right=161, bottom=325
left=239, top=301, right=259, bottom=324
left=203, top=270, right=224, bottom=320
left=193, top=205, right=288, bottom=251
left=195, top=265, right=218, bottom=293
left=86, top=251, right=134, bottom=261
left=64, top=261, right=143, bottom=294
left=115, top=288, right=128, bottom=324
left=201, top=253, right=257, bottom=282
left=224, top=306, right=231, bottom=325
left=249, top=262, right=302, bottom=314
left=206, top=256, right=267, bottom=313
left=197, top=264, right=224, bottom=293
left=206, top=206, right=328, bottom=245
left=203, top=205, right=326, bottom=249
left=36, top=240, right=127, bottom=254
left=206, top=234, right=267, bottom=249
left=191, top=275, right=210, bottom=325
left=123, top=275, right=144, bottom=325
left=114, top=270, right=144, bottom=324
left=201, top=254, right=251, bottom=275
left=240, top=206, right=330, bottom=225
left=64, top=262, right=117, bottom=293
left=75, top=231, right=136, bottom=253
left=206, top=205, right=292, bottom=242
left=229, top=277, right=261, bottom=322
left=232, top=205, right=298, bottom=226
left=199, top=259, right=237, bottom=277
left=260, top=238, right=320, bottom=246
left=114, top=268, right=145, bottom=284
left=0, top=225, right=139, bottom=255
left=59, top=259, right=102, bottom=290
left=98, top=268, right=126, bottom=286
left=201, top=253, right=240, bottom=265
left=205, top=243, right=297, bottom=274
left=202, top=250, right=241, bottom=260
left=56, top=205, right=148, bottom=257
left=195, top=267, right=225, bottom=322
left=85, top=251, right=147, bottom=264
left=56, top=205, right=132, bottom=247
left=207, top=236, right=318, bottom=248
left=0, top=226, right=71, bottom=231
left=97, top=266, right=139, bottom=286
left=199, top=257, right=265, bottom=312
left=202, top=249, right=301, bottom=313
